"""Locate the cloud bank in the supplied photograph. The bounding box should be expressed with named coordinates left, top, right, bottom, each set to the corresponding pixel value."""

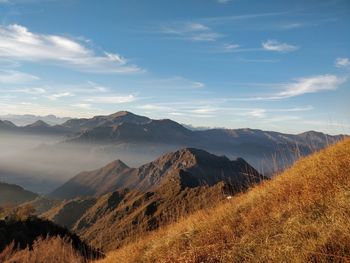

left=0, top=24, right=142, bottom=74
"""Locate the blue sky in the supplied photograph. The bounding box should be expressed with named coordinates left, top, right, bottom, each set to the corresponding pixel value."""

left=0, top=0, right=349, bottom=134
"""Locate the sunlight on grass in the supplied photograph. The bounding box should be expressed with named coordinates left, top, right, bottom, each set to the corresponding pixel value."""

left=99, top=138, right=350, bottom=263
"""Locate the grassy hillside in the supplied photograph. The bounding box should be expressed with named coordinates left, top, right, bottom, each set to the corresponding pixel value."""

left=99, top=138, right=350, bottom=263
left=0, top=217, right=103, bottom=262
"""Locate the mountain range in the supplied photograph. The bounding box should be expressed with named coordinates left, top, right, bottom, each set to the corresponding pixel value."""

left=41, top=147, right=263, bottom=250
left=0, top=114, right=71, bottom=126
left=0, top=111, right=345, bottom=193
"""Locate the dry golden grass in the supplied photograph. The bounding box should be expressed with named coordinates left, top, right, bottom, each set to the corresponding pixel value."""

left=99, top=138, right=350, bottom=263
left=0, top=237, right=85, bottom=263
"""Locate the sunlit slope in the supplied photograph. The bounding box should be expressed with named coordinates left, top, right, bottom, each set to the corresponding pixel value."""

left=100, top=138, right=350, bottom=263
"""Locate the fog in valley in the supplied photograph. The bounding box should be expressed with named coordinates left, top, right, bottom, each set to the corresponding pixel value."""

left=0, top=132, right=180, bottom=194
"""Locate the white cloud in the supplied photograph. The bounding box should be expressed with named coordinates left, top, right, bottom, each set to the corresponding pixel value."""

left=190, top=32, right=221, bottom=42
left=16, top=87, right=46, bottom=94
left=72, top=103, right=92, bottom=109
left=161, top=22, right=221, bottom=42
left=277, top=74, right=345, bottom=98
left=137, top=104, right=171, bottom=111
left=228, top=75, right=345, bottom=101
left=335, top=57, right=350, bottom=68
left=141, top=76, right=205, bottom=89
left=0, top=24, right=142, bottom=73
left=135, top=103, right=314, bottom=122
left=223, top=43, right=240, bottom=50
left=262, top=39, right=298, bottom=52
left=0, top=70, right=39, bottom=84
left=192, top=81, right=205, bottom=88
left=280, top=23, right=304, bottom=30
left=217, top=0, right=231, bottom=3
left=84, top=95, right=137, bottom=104
left=47, top=92, right=73, bottom=100
left=186, top=23, right=209, bottom=31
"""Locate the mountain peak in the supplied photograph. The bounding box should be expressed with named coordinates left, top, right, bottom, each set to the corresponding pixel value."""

left=106, top=159, right=129, bottom=170
left=0, top=119, right=16, bottom=128
left=167, top=147, right=230, bottom=166
left=108, top=111, right=133, bottom=118
left=26, top=120, right=50, bottom=128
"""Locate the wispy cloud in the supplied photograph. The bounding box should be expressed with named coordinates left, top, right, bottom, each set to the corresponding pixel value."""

left=277, top=74, right=345, bottom=98
left=0, top=24, right=142, bottom=73
left=136, top=102, right=314, bottom=120
left=279, top=23, right=304, bottom=30
left=217, top=0, right=231, bottom=4
left=141, top=76, right=205, bottom=89
left=230, top=74, right=345, bottom=101
left=161, top=22, right=221, bottom=42
left=201, top=11, right=288, bottom=24
left=262, top=39, right=298, bottom=52
left=222, top=43, right=240, bottom=51
left=83, top=95, right=137, bottom=104
left=72, top=103, right=93, bottom=109
left=0, top=70, right=39, bottom=84
left=6, top=87, right=46, bottom=94
left=335, top=57, right=350, bottom=68
left=47, top=92, right=73, bottom=100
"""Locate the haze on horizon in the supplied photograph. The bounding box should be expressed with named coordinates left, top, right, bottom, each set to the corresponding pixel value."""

left=0, top=0, right=349, bottom=135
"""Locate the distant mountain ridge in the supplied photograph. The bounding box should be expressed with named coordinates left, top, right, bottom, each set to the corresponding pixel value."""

left=0, top=111, right=345, bottom=193
left=49, top=147, right=263, bottom=200
left=1, top=111, right=344, bottom=146
left=61, top=111, right=151, bottom=132
left=0, top=114, right=71, bottom=126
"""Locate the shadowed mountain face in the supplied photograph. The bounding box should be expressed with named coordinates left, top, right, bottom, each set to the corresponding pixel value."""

left=49, top=148, right=263, bottom=200
left=0, top=217, right=102, bottom=260
left=0, top=182, right=38, bottom=206
left=45, top=148, right=264, bottom=251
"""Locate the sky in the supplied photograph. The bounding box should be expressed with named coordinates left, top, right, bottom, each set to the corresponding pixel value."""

left=0, top=0, right=349, bottom=134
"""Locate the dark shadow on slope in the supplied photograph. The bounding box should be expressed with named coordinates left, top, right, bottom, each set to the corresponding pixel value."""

left=0, top=216, right=104, bottom=260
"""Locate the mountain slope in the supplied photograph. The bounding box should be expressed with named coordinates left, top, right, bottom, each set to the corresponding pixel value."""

left=74, top=183, right=234, bottom=251
left=100, top=138, right=350, bottom=263
left=49, top=160, right=133, bottom=199
left=0, top=182, right=38, bottom=206
left=49, top=148, right=263, bottom=199
left=0, top=120, right=17, bottom=130
left=45, top=149, right=263, bottom=251
left=0, top=217, right=102, bottom=262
